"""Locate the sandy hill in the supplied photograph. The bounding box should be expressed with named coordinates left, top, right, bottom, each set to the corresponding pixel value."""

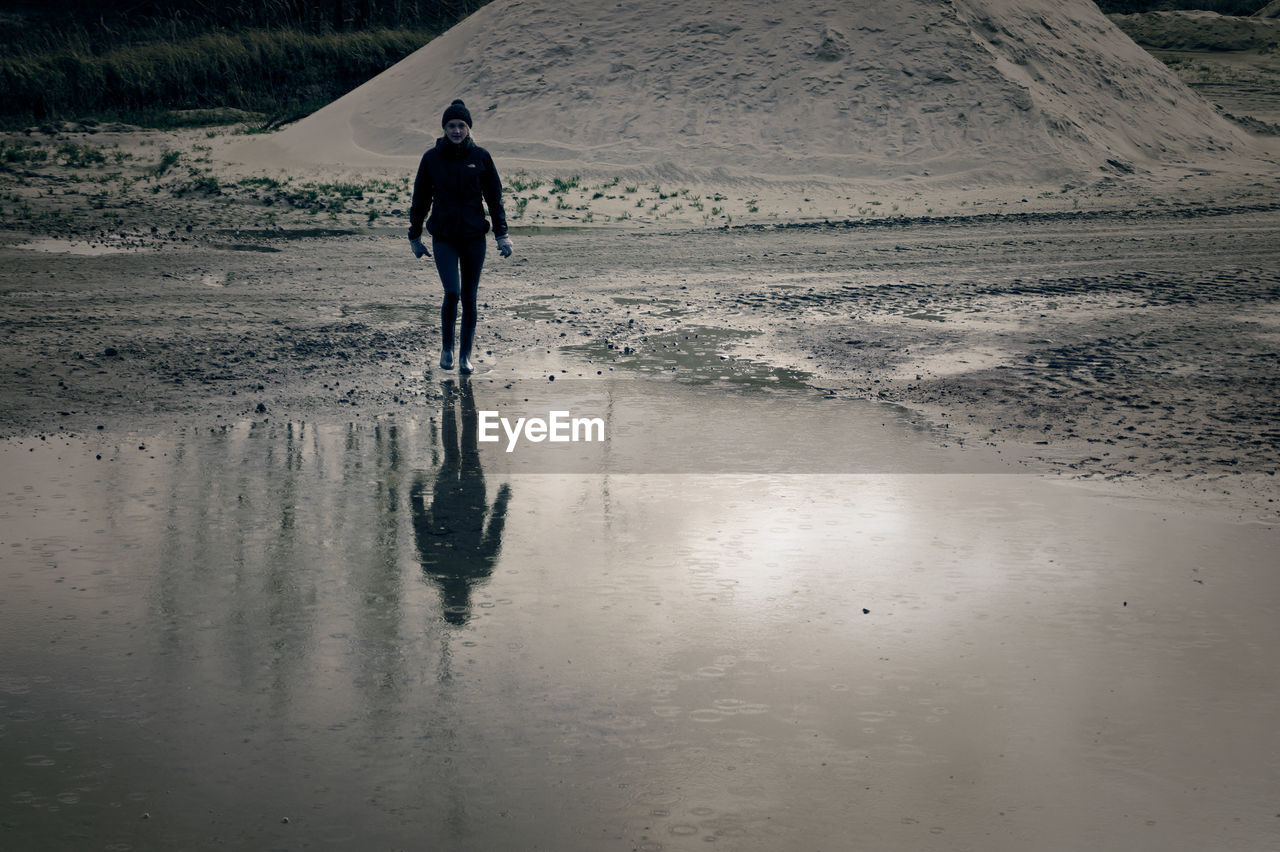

left=235, top=0, right=1255, bottom=187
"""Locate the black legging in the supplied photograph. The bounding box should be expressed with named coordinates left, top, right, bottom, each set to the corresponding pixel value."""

left=432, top=236, right=486, bottom=354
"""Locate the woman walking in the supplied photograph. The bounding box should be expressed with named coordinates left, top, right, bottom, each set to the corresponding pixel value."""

left=409, top=99, right=513, bottom=374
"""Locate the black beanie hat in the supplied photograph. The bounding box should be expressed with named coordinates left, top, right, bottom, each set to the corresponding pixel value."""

left=442, top=99, right=472, bottom=128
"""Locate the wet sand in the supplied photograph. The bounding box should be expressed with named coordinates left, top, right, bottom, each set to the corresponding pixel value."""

left=2, top=132, right=1279, bottom=850
left=2, top=204, right=1277, bottom=517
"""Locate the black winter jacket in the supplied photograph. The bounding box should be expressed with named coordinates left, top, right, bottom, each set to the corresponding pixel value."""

left=408, top=137, right=508, bottom=243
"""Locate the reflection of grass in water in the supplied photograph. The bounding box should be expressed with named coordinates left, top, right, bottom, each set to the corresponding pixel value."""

left=566, top=325, right=811, bottom=391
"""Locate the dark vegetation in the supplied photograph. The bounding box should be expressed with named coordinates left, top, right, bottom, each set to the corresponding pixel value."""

left=1096, top=1, right=1271, bottom=13
left=0, top=0, right=492, bottom=128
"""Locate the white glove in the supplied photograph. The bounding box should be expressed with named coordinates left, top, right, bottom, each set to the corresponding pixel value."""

left=410, top=237, right=430, bottom=258
left=496, top=235, right=513, bottom=258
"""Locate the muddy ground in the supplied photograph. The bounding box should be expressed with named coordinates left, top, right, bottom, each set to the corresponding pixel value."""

left=2, top=175, right=1277, bottom=521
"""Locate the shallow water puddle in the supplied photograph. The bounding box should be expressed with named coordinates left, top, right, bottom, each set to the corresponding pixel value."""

left=567, top=326, right=810, bottom=390
left=444, top=376, right=1006, bottom=473
left=1, top=382, right=1277, bottom=850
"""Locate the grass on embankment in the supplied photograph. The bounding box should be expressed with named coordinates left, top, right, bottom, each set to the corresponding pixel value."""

left=0, top=26, right=438, bottom=130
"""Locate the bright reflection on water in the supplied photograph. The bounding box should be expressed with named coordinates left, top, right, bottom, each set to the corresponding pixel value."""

left=2, top=381, right=1278, bottom=850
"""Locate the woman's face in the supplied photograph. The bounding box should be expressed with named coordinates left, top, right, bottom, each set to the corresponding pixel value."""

left=444, top=119, right=470, bottom=144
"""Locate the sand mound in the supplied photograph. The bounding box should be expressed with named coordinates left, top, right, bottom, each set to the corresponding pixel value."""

left=233, top=0, right=1254, bottom=185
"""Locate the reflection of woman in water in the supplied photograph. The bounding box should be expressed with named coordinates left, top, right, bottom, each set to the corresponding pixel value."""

left=411, top=380, right=511, bottom=626
left=408, top=98, right=513, bottom=375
